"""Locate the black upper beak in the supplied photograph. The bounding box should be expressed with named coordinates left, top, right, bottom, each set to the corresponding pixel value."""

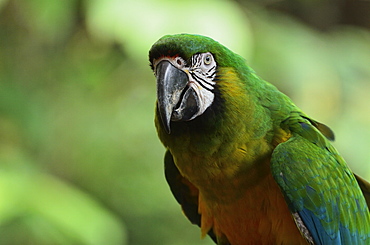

left=156, top=61, right=188, bottom=134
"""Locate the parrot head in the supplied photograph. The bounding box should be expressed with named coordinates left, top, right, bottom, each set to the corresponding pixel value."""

left=149, top=34, right=247, bottom=134
left=152, top=51, right=216, bottom=133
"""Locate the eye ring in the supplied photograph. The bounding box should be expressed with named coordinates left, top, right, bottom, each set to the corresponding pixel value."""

left=173, top=57, right=186, bottom=68
left=204, top=54, right=212, bottom=65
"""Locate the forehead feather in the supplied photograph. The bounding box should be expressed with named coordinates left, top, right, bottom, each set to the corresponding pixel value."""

left=149, top=34, right=248, bottom=73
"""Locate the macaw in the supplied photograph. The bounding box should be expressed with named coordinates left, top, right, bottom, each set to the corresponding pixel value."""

left=148, top=34, right=370, bottom=245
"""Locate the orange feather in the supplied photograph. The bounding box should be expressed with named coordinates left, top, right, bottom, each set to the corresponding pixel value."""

left=198, top=171, right=307, bottom=245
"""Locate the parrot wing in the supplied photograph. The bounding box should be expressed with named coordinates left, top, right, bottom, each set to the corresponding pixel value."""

left=164, top=150, right=222, bottom=244
left=271, top=119, right=370, bottom=244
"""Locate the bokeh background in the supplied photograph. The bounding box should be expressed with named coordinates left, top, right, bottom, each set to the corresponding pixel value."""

left=0, top=0, right=369, bottom=244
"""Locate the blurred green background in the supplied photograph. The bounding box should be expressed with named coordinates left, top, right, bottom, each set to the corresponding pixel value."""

left=0, top=0, right=369, bottom=244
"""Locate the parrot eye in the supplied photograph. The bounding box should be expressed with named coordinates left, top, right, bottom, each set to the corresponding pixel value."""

left=204, top=54, right=212, bottom=65
left=189, top=52, right=217, bottom=81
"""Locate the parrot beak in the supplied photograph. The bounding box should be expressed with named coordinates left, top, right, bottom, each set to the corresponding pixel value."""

left=156, top=60, right=189, bottom=134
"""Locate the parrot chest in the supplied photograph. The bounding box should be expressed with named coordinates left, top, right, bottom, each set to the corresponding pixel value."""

left=198, top=172, right=307, bottom=245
